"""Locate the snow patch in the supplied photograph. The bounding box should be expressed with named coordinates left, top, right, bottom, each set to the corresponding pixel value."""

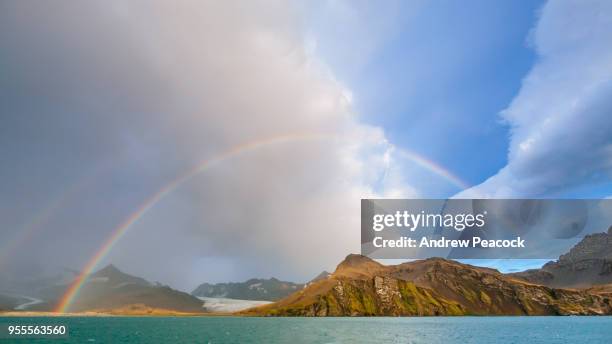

left=197, top=297, right=271, bottom=313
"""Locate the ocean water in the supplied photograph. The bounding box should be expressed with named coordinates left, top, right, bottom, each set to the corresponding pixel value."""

left=1, top=316, right=610, bottom=343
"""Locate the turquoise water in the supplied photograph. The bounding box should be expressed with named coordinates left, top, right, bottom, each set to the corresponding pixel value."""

left=1, top=316, right=610, bottom=343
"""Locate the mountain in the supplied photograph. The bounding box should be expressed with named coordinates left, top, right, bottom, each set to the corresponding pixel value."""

left=0, top=267, right=78, bottom=302
left=192, top=278, right=303, bottom=301
left=510, top=226, right=612, bottom=288
left=0, top=294, right=23, bottom=310
left=91, top=264, right=151, bottom=286
left=30, top=265, right=205, bottom=314
left=242, top=254, right=612, bottom=316
left=305, top=271, right=331, bottom=287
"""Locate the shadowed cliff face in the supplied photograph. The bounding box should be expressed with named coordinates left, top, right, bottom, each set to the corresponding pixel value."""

left=242, top=255, right=612, bottom=316
left=511, top=227, right=612, bottom=288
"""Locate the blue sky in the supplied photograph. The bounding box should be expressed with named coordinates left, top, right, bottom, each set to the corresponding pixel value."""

left=302, top=0, right=610, bottom=272
left=310, top=0, right=612, bottom=201
left=306, top=0, right=543, bottom=191
left=1, top=0, right=611, bottom=289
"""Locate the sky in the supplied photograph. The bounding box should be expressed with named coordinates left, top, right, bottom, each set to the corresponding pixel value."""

left=1, top=0, right=611, bottom=291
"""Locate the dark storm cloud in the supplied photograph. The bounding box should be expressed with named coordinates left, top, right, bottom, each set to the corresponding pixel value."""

left=0, top=1, right=407, bottom=290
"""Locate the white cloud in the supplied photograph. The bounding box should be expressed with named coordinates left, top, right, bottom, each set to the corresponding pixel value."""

left=106, top=0, right=416, bottom=286
left=458, top=0, right=612, bottom=198
left=0, top=0, right=415, bottom=287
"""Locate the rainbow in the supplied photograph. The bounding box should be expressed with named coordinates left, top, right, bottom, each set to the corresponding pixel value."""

left=55, top=133, right=469, bottom=312
left=394, top=148, right=471, bottom=190
left=54, top=133, right=331, bottom=312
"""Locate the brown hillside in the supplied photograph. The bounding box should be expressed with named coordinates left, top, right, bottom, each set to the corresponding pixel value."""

left=242, top=255, right=612, bottom=316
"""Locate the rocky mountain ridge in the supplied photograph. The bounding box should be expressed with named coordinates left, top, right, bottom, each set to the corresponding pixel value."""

left=192, top=277, right=304, bottom=301
left=511, top=226, right=612, bottom=288
left=243, top=255, right=612, bottom=316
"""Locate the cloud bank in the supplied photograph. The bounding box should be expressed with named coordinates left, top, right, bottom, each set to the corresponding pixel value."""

left=0, top=0, right=415, bottom=288
left=459, top=0, right=612, bottom=198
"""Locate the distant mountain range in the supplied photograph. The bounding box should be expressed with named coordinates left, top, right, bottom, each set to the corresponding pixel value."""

left=4, top=227, right=612, bottom=316
left=243, top=228, right=612, bottom=316
left=192, top=277, right=305, bottom=301
left=25, top=264, right=205, bottom=314
left=191, top=271, right=333, bottom=302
